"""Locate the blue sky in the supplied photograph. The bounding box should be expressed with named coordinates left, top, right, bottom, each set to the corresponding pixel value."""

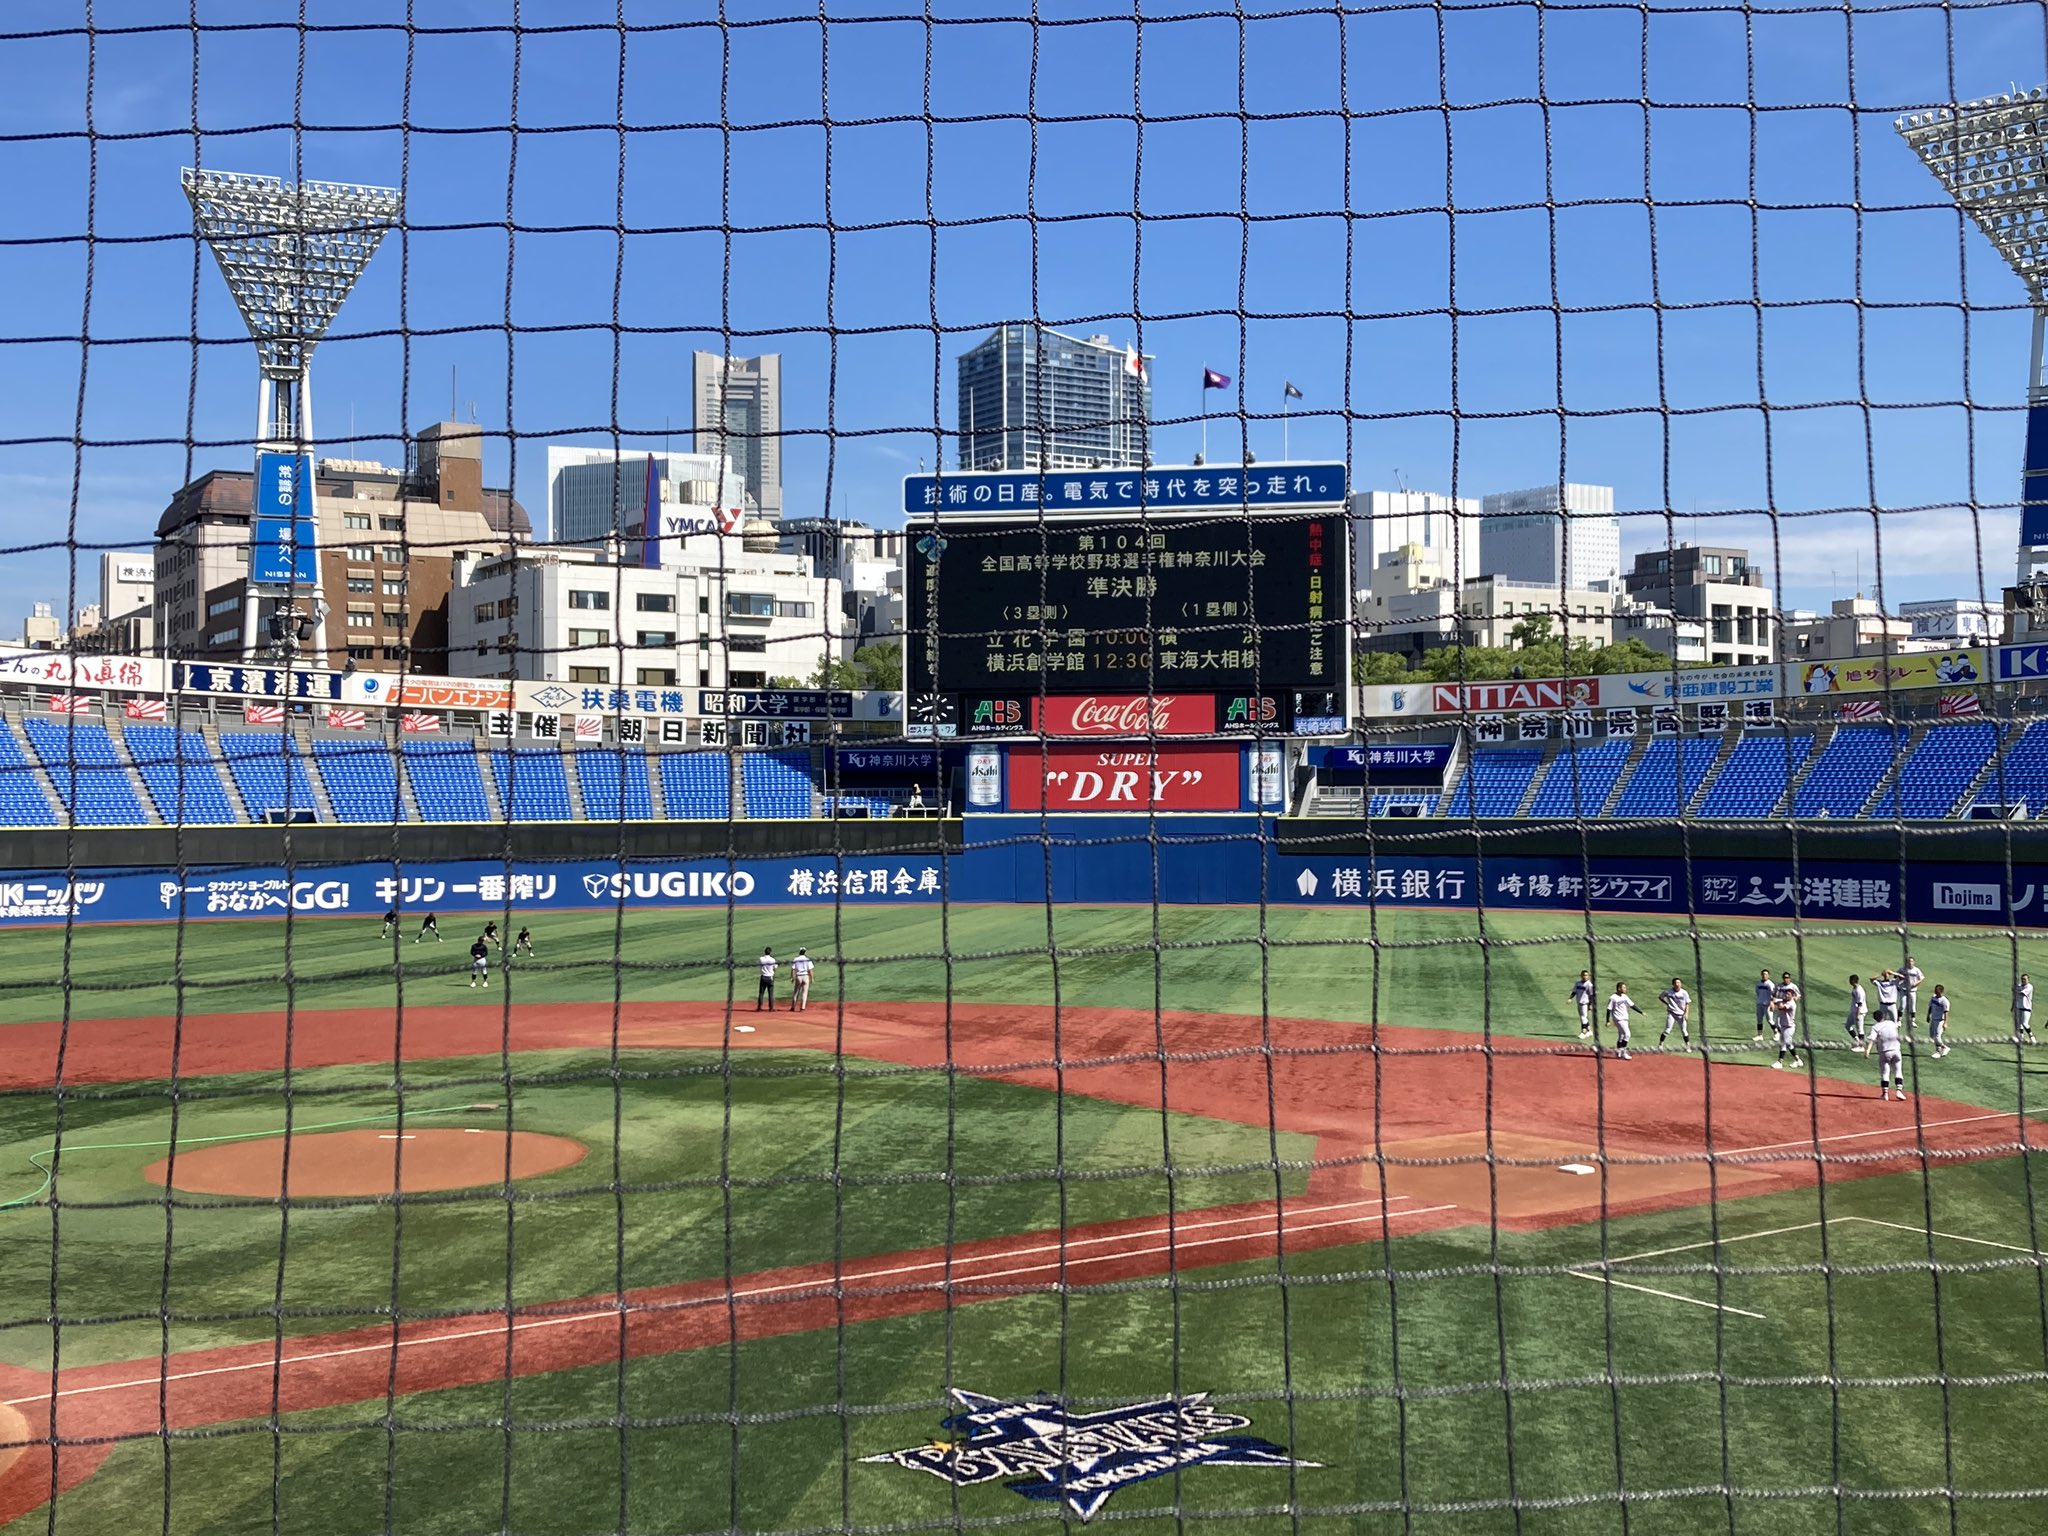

left=3, top=0, right=2046, bottom=634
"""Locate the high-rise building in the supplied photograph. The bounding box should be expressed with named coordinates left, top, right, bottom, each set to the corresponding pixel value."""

left=1621, top=543, right=1775, bottom=665
left=546, top=446, right=748, bottom=549
left=692, top=353, right=782, bottom=520
left=1478, top=483, right=1621, bottom=593
left=956, top=325, right=1151, bottom=471
left=1348, top=489, right=1480, bottom=594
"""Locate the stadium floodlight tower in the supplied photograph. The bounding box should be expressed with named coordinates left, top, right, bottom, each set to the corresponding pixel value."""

left=182, top=168, right=402, bottom=663
left=1898, top=90, right=2048, bottom=590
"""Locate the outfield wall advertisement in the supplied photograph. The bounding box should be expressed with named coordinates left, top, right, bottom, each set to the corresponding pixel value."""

left=5, top=827, right=2044, bottom=928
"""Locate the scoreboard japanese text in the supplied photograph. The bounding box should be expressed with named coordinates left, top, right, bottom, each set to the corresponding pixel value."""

left=905, top=504, right=1351, bottom=735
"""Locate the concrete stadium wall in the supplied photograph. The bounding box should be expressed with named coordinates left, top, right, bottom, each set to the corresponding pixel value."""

left=3, top=816, right=2046, bottom=928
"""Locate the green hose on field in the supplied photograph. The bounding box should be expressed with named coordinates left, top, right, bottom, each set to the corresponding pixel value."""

left=0, top=1102, right=503, bottom=1211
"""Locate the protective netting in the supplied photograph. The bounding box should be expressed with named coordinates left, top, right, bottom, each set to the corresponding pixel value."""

left=1, top=4, right=2047, bottom=1534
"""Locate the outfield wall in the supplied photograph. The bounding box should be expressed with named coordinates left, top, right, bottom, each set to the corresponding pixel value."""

left=4, top=817, right=2048, bottom=928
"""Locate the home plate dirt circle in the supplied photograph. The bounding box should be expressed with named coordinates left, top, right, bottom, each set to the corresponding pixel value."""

left=142, top=1129, right=587, bottom=1197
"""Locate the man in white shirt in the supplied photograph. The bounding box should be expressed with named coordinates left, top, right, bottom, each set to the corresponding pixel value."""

left=1844, top=974, right=1867, bottom=1044
left=1657, top=979, right=1691, bottom=1048
left=1570, top=971, right=1595, bottom=1040
left=1864, top=1015, right=1906, bottom=1101
left=1773, top=972, right=1802, bottom=1069
left=1606, top=983, right=1638, bottom=1061
left=2016, top=974, right=2035, bottom=1045
left=1901, top=958, right=1924, bottom=1029
left=756, top=947, right=777, bottom=1011
left=790, top=947, right=814, bottom=1012
left=1927, top=985, right=1951, bottom=1058
left=1754, top=969, right=1776, bottom=1044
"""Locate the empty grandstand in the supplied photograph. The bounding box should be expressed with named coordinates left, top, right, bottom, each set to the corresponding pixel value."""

left=19, top=717, right=149, bottom=825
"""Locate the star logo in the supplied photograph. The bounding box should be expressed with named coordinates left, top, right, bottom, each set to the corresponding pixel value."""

left=861, top=1389, right=1316, bottom=1522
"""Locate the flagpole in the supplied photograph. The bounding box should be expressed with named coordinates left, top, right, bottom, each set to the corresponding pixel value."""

left=1282, top=390, right=1290, bottom=463
left=1200, top=377, right=1208, bottom=464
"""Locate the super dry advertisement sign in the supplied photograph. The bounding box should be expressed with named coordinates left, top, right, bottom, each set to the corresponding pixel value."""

left=1006, top=744, right=1242, bottom=811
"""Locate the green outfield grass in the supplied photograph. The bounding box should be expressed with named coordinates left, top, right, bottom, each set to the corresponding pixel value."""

left=2, top=906, right=2046, bottom=1533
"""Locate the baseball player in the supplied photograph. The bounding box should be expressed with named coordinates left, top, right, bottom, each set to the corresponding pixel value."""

left=415, top=912, right=441, bottom=944
left=1926, top=983, right=1950, bottom=1059
left=2016, top=974, right=2035, bottom=1045
left=1571, top=970, right=1596, bottom=1039
left=482, top=920, right=500, bottom=949
left=513, top=925, right=535, bottom=958
left=1754, top=968, right=1776, bottom=1044
left=1772, top=971, right=1802, bottom=1070
left=468, top=936, right=491, bottom=989
left=1844, top=974, right=1867, bottom=1044
left=1871, top=969, right=1900, bottom=1026
left=1901, top=957, right=1924, bottom=1030
left=1605, top=982, right=1638, bottom=1061
left=756, top=947, right=777, bottom=1011
left=1864, top=1012, right=1906, bottom=1101
left=381, top=906, right=400, bottom=940
left=1657, top=978, right=1691, bottom=1047
left=790, top=947, right=814, bottom=1012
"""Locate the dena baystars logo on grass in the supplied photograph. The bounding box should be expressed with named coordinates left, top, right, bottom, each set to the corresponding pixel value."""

left=862, top=1389, right=1315, bottom=1521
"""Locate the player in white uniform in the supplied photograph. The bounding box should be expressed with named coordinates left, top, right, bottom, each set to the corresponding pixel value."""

left=1926, top=984, right=1950, bottom=1058
left=790, top=948, right=814, bottom=1012
left=1864, top=1015, right=1906, bottom=1100
left=1843, top=975, right=1867, bottom=1045
left=1872, top=970, right=1901, bottom=1025
left=1754, top=968, right=1776, bottom=1044
left=756, top=948, right=777, bottom=1011
left=1605, top=983, right=1638, bottom=1061
left=1772, top=972, right=1802, bottom=1069
left=2016, top=974, right=2035, bottom=1044
left=1570, top=971, right=1596, bottom=1039
left=1657, top=979, right=1691, bottom=1047
left=1901, top=958, right=1924, bottom=1031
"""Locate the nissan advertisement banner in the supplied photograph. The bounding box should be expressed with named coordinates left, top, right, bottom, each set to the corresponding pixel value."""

left=1006, top=743, right=1243, bottom=811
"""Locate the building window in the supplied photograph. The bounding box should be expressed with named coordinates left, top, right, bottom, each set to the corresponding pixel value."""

left=636, top=593, right=674, bottom=613
left=347, top=646, right=374, bottom=660
left=344, top=514, right=371, bottom=530
left=729, top=670, right=767, bottom=688
left=569, top=665, right=611, bottom=683
left=636, top=668, right=677, bottom=687
left=568, top=628, right=611, bottom=648
left=347, top=609, right=374, bottom=629
left=727, top=592, right=776, bottom=618
left=379, top=516, right=403, bottom=531
left=699, top=669, right=710, bottom=687
left=776, top=600, right=812, bottom=619
left=474, top=602, right=495, bottom=623
left=382, top=609, right=405, bottom=626
left=382, top=579, right=406, bottom=595
left=1704, top=555, right=1722, bottom=576
left=347, top=545, right=374, bottom=562
left=729, top=636, right=768, bottom=653
left=207, top=596, right=240, bottom=617
left=636, top=630, right=676, bottom=647
left=569, top=590, right=611, bottom=610
left=698, top=596, right=710, bottom=614
left=382, top=646, right=407, bottom=660
left=380, top=546, right=404, bottom=563
left=209, top=627, right=241, bottom=646
left=349, top=578, right=374, bottom=594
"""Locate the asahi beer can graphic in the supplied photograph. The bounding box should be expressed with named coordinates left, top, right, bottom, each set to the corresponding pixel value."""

left=966, top=744, right=1002, bottom=807
left=1251, top=745, right=1284, bottom=806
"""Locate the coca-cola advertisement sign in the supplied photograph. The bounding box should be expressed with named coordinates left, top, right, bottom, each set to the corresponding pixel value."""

left=1008, top=744, right=1242, bottom=811
left=1032, top=694, right=1218, bottom=737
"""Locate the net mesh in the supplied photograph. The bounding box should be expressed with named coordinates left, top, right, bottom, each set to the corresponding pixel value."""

left=1, top=3, right=2046, bottom=1533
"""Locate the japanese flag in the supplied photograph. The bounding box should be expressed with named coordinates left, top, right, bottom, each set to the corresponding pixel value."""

left=1124, top=345, right=1144, bottom=378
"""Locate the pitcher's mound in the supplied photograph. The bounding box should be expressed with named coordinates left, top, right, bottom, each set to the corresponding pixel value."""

left=143, top=1129, right=586, bottom=1197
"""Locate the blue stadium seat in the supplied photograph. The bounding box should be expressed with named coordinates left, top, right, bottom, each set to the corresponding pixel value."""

left=0, top=718, right=59, bottom=826
left=1611, top=737, right=1721, bottom=818
left=489, top=748, right=573, bottom=821
left=1696, top=733, right=1814, bottom=818
left=659, top=752, right=733, bottom=819
left=1368, top=792, right=1440, bottom=817
left=1442, top=749, right=1541, bottom=817
left=1875, top=721, right=1999, bottom=819
left=20, top=717, right=150, bottom=825
left=1792, top=727, right=1907, bottom=818
left=575, top=747, right=656, bottom=820
left=1982, top=719, right=2048, bottom=814
left=124, top=725, right=239, bottom=824
left=399, top=740, right=492, bottom=821
left=1526, top=740, right=1632, bottom=817
left=742, top=751, right=816, bottom=818
left=219, top=731, right=321, bottom=821
left=312, top=738, right=408, bottom=823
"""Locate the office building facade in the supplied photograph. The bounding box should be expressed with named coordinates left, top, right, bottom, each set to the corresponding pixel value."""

left=693, top=353, right=782, bottom=521
left=957, top=325, right=1151, bottom=471
left=547, top=447, right=748, bottom=549
left=1621, top=543, right=1774, bottom=665
left=1348, top=489, right=1480, bottom=595
left=1478, top=483, right=1621, bottom=594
